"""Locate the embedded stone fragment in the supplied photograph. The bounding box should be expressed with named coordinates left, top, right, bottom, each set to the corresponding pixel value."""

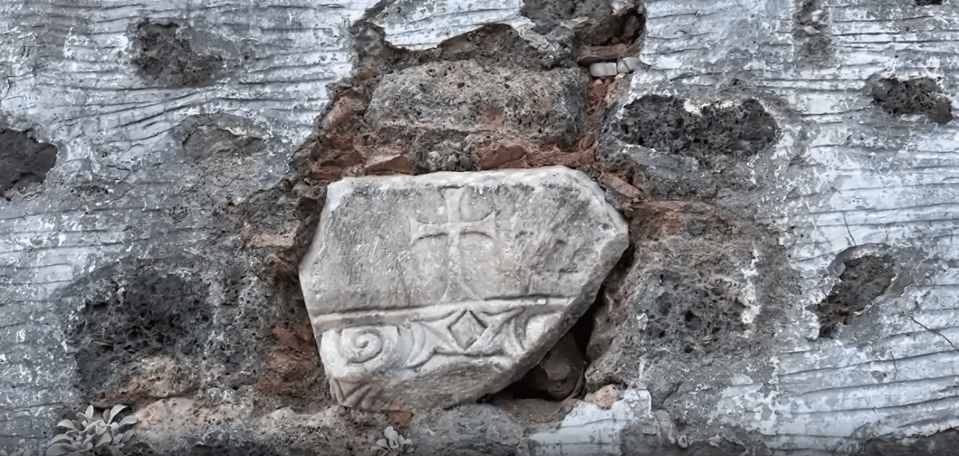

left=589, top=62, right=619, bottom=77
left=365, top=60, right=588, bottom=146
left=299, top=167, right=628, bottom=410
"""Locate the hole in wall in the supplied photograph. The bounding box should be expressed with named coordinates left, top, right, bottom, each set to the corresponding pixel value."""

left=510, top=330, right=587, bottom=401
left=489, top=290, right=602, bottom=402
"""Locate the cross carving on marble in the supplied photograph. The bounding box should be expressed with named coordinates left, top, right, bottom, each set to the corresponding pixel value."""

left=409, top=186, right=496, bottom=302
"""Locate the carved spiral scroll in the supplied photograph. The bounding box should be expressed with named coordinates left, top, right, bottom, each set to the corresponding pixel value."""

left=344, top=327, right=384, bottom=364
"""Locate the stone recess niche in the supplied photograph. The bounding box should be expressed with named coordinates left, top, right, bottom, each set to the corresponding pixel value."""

left=299, top=167, right=628, bottom=410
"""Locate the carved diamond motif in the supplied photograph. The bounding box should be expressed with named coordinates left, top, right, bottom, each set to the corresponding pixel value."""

left=449, top=311, right=487, bottom=350
left=301, top=167, right=629, bottom=410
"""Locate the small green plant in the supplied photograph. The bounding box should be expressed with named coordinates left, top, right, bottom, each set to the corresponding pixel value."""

left=46, top=405, right=136, bottom=456
left=370, top=426, right=413, bottom=455
left=1, top=449, right=37, bottom=456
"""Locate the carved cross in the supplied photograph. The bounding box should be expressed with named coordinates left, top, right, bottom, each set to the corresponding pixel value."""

left=409, top=187, right=496, bottom=302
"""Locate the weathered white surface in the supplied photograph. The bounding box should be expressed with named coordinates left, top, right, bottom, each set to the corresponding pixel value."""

left=590, top=62, right=619, bottom=78
left=0, top=0, right=374, bottom=447
left=2, top=0, right=958, bottom=452
left=528, top=389, right=659, bottom=456
left=0, top=0, right=373, bottom=182
left=370, top=0, right=535, bottom=50
left=633, top=0, right=959, bottom=452
left=300, top=167, right=628, bottom=410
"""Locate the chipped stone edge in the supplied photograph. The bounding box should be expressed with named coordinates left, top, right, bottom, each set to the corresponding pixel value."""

left=299, top=166, right=630, bottom=408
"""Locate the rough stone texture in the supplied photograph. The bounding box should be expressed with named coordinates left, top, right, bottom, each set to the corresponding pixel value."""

left=0, top=0, right=376, bottom=451
left=406, top=405, right=526, bottom=456
left=367, top=60, right=587, bottom=146
left=613, top=96, right=779, bottom=167
left=302, top=21, right=602, bottom=184
left=815, top=248, right=896, bottom=339
left=132, top=19, right=227, bottom=87
left=869, top=76, right=953, bottom=125
left=853, top=430, right=959, bottom=456
left=368, top=0, right=642, bottom=60
left=127, top=397, right=397, bottom=456
left=360, top=59, right=588, bottom=174
left=300, top=167, right=628, bottom=410
left=603, top=0, right=959, bottom=452
left=793, top=0, right=833, bottom=66
left=0, top=3, right=623, bottom=449
left=0, top=128, right=57, bottom=200
left=2, top=0, right=959, bottom=454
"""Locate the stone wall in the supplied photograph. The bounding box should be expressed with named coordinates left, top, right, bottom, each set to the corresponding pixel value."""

left=1, top=0, right=957, bottom=454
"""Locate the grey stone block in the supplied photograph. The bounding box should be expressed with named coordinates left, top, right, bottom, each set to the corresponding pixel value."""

left=365, top=60, right=588, bottom=146
left=299, top=167, right=628, bottom=410
left=589, top=62, right=618, bottom=78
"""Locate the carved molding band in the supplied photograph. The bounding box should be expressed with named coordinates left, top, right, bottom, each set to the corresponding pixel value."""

left=300, top=168, right=628, bottom=409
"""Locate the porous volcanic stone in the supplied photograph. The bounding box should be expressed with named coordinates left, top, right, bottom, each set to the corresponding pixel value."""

left=299, top=167, right=627, bottom=410
left=365, top=60, right=588, bottom=146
